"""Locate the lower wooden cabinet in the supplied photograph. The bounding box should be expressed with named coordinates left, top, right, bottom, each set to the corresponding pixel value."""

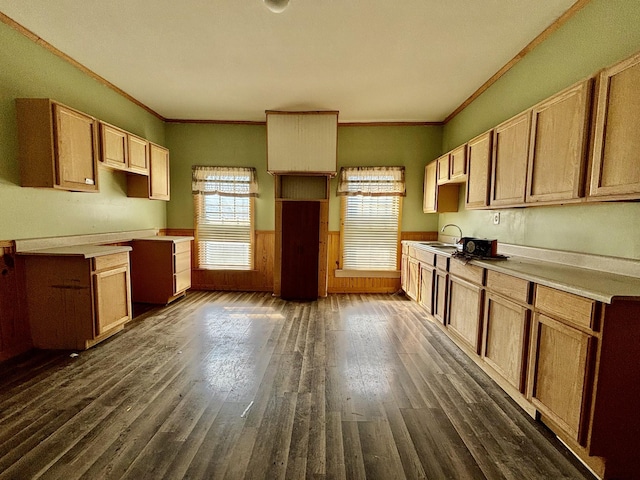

left=418, top=263, right=435, bottom=314
left=130, top=236, right=193, bottom=304
left=406, top=257, right=419, bottom=301
left=433, top=269, right=448, bottom=325
left=21, top=250, right=132, bottom=350
left=482, top=292, right=530, bottom=392
left=447, top=275, right=483, bottom=353
left=528, top=313, right=594, bottom=445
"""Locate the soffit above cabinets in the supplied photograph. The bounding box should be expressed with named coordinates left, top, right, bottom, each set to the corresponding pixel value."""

left=0, top=0, right=581, bottom=122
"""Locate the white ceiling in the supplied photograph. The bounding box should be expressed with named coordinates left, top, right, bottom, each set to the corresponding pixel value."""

left=0, top=0, right=579, bottom=122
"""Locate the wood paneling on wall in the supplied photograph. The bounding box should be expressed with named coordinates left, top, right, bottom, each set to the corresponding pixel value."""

left=164, top=229, right=436, bottom=294
left=163, top=229, right=275, bottom=292
left=0, top=241, right=32, bottom=361
left=327, top=231, right=437, bottom=294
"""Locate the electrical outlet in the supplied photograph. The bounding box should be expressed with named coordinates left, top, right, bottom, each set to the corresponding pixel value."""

left=493, top=212, right=500, bottom=225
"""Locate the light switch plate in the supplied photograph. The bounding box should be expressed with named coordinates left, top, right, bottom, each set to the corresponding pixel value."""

left=493, top=212, right=500, bottom=225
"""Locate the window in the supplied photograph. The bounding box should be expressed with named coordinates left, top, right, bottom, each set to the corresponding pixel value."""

left=337, top=166, right=405, bottom=272
left=192, top=166, right=258, bottom=270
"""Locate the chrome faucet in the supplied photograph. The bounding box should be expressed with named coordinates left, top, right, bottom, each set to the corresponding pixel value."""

left=440, top=223, right=462, bottom=244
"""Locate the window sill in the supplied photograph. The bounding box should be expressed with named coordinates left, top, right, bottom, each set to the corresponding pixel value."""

left=334, top=269, right=401, bottom=279
left=194, top=268, right=257, bottom=273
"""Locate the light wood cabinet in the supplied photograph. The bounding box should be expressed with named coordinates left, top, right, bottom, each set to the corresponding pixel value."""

left=130, top=237, right=192, bottom=304
left=433, top=255, right=449, bottom=325
left=589, top=51, right=640, bottom=200
left=465, top=131, right=493, bottom=209
left=482, top=292, right=530, bottom=392
left=436, top=154, right=450, bottom=184
left=419, top=263, right=435, bottom=314
left=526, top=80, right=592, bottom=203
left=447, top=263, right=484, bottom=354
left=406, top=257, right=420, bottom=301
left=528, top=313, right=594, bottom=445
left=423, top=162, right=458, bottom=213
left=127, top=143, right=170, bottom=200
left=21, top=250, right=131, bottom=350
left=16, top=98, right=99, bottom=192
left=99, top=122, right=149, bottom=175
left=490, top=111, right=531, bottom=207
left=449, top=144, right=467, bottom=182
left=401, top=245, right=409, bottom=293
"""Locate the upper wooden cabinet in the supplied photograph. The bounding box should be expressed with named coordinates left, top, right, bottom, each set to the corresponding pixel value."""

left=490, top=111, right=531, bottom=207
left=99, top=122, right=149, bottom=175
left=589, top=51, right=640, bottom=200
left=449, top=144, right=467, bottom=182
left=423, top=161, right=458, bottom=213
left=436, top=154, right=450, bottom=184
left=16, top=98, right=99, bottom=192
left=465, top=131, right=493, bottom=209
left=127, top=143, right=170, bottom=201
left=266, top=111, right=338, bottom=174
left=526, top=80, right=592, bottom=203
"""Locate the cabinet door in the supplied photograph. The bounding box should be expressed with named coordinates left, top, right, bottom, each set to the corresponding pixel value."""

left=407, top=257, right=420, bottom=301
left=436, top=154, right=450, bottom=184
left=527, top=80, right=591, bottom=203
left=100, top=123, right=128, bottom=171
left=447, top=276, right=483, bottom=353
left=401, top=254, right=409, bottom=293
left=490, top=111, right=531, bottom=207
left=482, top=293, right=530, bottom=392
left=449, top=145, right=467, bottom=181
left=589, top=51, right=640, bottom=199
left=419, top=264, right=435, bottom=314
left=423, top=162, right=437, bottom=213
left=465, top=131, right=493, bottom=209
left=149, top=144, right=170, bottom=200
left=54, top=104, right=98, bottom=191
left=528, top=313, right=594, bottom=445
left=128, top=134, right=149, bottom=175
left=94, top=265, right=131, bottom=336
left=433, top=270, right=448, bottom=325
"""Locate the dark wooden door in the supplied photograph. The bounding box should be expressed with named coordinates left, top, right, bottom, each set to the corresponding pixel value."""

left=281, top=201, right=320, bottom=300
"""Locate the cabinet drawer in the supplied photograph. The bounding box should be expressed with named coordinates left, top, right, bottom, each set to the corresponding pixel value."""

left=174, top=269, right=191, bottom=293
left=486, top=270, right=530, bottom=304
left=435, top=254, right=449, bottom=271
left=535, top=285, right=596, bottom=330
left=93, top=252, right=129, bottom=272
left=174, top=251, right=191, bottom=274
left=415, top=249, right=436, bottom=266
left=174, top=240, right=191, bottom=255
left=450, top=259, right=484, bottom=285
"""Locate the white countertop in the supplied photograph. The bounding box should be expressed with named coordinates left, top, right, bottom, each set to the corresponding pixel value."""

left=18, top=244, right=132, bottom=259
left=404, top=241, right=640, bottom=303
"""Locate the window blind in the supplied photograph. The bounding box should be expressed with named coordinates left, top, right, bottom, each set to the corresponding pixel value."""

left=338, top=167, right=404, bottom=271
left=192, top=166, right=257, bottom=270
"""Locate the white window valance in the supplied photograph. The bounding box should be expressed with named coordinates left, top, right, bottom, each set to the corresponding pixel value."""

left=336, top=166, right=406, bottom=196
left=192, top=166, right=258, bottom=197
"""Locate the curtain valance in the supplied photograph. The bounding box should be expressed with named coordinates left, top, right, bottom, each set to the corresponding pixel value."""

left=336, top=166, right=406, bottom=196
left=192, top=166, right=258, bottom=197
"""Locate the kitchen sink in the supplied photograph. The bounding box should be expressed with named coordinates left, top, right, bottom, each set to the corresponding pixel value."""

left=417, top=241, right=461, bottom=253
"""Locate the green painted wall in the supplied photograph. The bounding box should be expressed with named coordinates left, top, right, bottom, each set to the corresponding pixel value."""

left=440, top=0, right=640, bottom=260
left=165, top=123, right=442, bottom=233
left=0, top=21, right=166, bottom=240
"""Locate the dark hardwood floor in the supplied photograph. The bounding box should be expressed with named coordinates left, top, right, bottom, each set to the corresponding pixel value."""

left=0, top=291, right=595, bottom=479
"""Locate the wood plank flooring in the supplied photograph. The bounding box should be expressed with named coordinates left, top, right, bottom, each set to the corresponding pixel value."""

left=0, top=292, right=595, bottom=479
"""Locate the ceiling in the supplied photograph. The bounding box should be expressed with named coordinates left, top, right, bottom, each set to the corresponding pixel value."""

left=0, top=0, right=581, bottom=123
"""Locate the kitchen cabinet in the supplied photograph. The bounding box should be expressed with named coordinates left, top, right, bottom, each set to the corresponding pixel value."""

left=449, top=144, right=467, bottom=182
left=482, top=270, right=532, bottom=393
left=423, top=161, right=458, bottom=213
left=436, top=154, right=450, bottom=184
left=99, top=122, right=149, bottom=175
left=406, top=257, right=420, bottom=301
left=446, top=260, right=484, bottom=354
left=419, top=263, right=435, bottom=314
left=465, top=131, right=493, bottom=209
left=526, top=79, right=592, bottom=203
left=401, top=245, right=409, bottom=293
left=16, top=98, right=99, bottom=192
left=127, top=143, right=170, bottom=200
left=490, top=111, right=531, bottom=207
left=130, top=236, right=193, bottom=304
left=589, top=51, right=640, bottom=200
left=433, top=255, right=449, bottom=325
left=20, top=248, right=131, bottom=350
